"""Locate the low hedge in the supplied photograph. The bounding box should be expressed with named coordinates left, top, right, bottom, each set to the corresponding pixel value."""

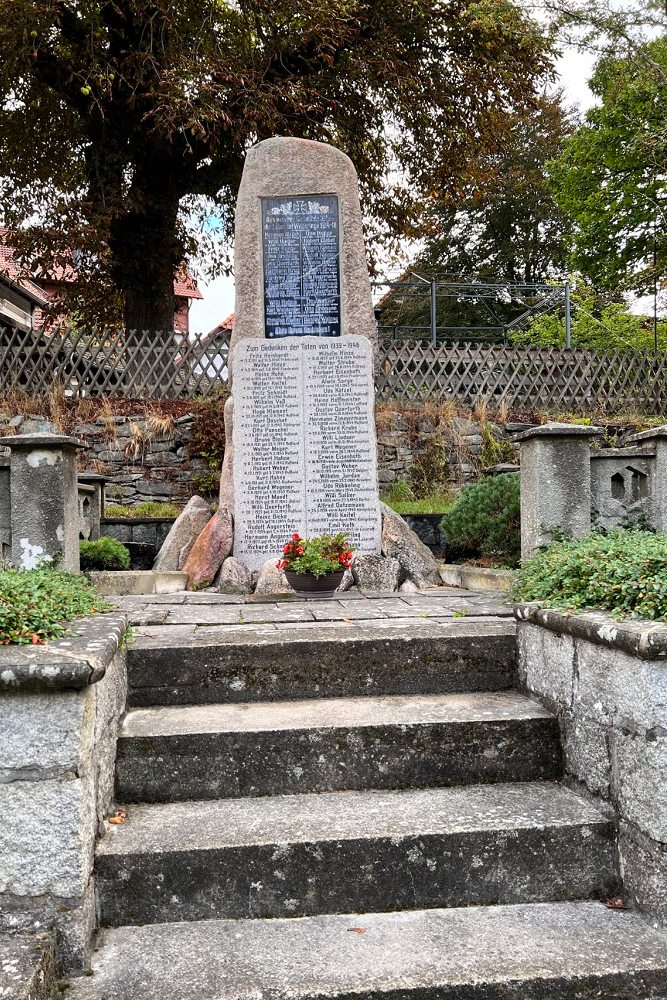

left=80, top=537, right=131, bottom=571
left=513, top=529, right=667, bottom=620
left=0, top=567, right=108, bottom=644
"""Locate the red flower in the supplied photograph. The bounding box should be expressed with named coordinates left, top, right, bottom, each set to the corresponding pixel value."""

left=292, top=533, right=300, bottom=540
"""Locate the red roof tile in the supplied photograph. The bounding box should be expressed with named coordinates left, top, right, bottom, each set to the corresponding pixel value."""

left=0, top=237, right=47, bottom=303
left=0, top=231, right=202, bottom=300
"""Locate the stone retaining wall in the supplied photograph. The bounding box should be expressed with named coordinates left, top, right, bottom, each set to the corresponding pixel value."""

left=0, top=407, right=524, bottom=507
left=516, top=606, right=667, bottom=925
left=0, top=615, right=128, bottom=973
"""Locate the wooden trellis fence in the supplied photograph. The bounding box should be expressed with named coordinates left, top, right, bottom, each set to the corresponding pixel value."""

left=1, top=324, right=666, bottom=413
left=376, top=342, right=667, bottom=414
left=0, top=325, right=230, bottom=399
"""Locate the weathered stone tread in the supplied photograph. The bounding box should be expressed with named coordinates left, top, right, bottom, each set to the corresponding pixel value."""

left=100, top=782, right=608, bottom=854
left=115, top=691, right=561, bottom=802
left=96, top=782, right=618, bottom=925
left=67, top=902, right=667, bottom=999
left=120, top=690, right=553, bottom=737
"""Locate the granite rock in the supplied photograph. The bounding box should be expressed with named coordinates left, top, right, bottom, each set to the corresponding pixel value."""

left=153, top=496, right=210, bottom=572
left=380, top=502, right=440, bottom=587
left=182, top=509, right=233, bottom=590
left=253, top=558, right=293, bottom=597
left=352, top=553, right=400, bottom=593
left=216, top=556, right=254, bottom=595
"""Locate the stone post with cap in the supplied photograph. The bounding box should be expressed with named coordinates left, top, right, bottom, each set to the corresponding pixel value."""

left=627, top=425, right=667, bottom=532
left=5, top=432, right=84, bottom=572
left=516, top=423, right=604, bottom=561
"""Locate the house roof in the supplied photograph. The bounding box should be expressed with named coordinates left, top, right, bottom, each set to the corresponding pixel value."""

left=0, top=231, right=203, bottom=300
left=0, top=240, right=48, bottom=305
left=209, top=313, right=235, bottom=334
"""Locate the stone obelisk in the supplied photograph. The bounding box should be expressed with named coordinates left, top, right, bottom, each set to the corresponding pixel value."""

left=219, top=137, right=381, bottom=570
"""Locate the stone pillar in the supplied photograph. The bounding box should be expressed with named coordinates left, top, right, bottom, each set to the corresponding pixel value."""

left=78, top=473, right=106, bottom=540
left=0, top=455, right=10, bottom=560
left=628, top=426, right=667, bottom=532
left=5, top=433, right=83, bottom=572
left=516, top=423, right=603, bottom=561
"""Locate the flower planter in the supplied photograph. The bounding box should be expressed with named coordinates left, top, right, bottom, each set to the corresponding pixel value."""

left=284, top=568, right=345, bottom=597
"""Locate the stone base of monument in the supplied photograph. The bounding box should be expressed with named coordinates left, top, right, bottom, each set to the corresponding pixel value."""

left=217, top=509, right=441, bottom=598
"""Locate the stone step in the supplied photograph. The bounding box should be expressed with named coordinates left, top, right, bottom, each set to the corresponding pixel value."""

left=67, top=902, right=667, bottom=999
left=96, top=782, right=618, bottom=927
left=115, top=690, right=561, bottom=803
left=127, top=618, right=517, bottom=706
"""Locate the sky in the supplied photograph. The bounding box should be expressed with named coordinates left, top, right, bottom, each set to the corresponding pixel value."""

left=188, top=47, right=599, bottom=335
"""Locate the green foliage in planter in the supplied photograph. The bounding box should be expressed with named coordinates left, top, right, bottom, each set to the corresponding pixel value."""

left=0, top=567, right=108, bottom=644
left=80, top=537, right=131, bottom=571
left=105, top=501, right=182, bottom=519
left=441, top=474, right=520, bottom=564
left=381, top=478, right=454, bottom=515
left=513, top=530, right=667, bottom=621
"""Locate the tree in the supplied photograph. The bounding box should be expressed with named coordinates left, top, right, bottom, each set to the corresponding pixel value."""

left=375, top=94, right=574, bottom=338
left=414, top=94, right=574, bottom=285
left=550, top=37, right=667, bottom=298
left=510, top=278, right=667, bottom=351
left=0, top=0, right=554, bottom=331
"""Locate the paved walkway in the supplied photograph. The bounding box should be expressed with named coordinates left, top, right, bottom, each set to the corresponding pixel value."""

left=111, top=588, right=513, bottom=634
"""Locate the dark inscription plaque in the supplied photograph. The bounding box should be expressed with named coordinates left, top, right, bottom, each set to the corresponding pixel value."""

left=262, top=195, right=341, bottom=338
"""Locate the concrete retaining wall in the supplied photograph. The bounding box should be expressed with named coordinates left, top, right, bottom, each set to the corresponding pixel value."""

left=0, top=615, right=128, bottom=972
left=516, top=606, right=667, bottom=925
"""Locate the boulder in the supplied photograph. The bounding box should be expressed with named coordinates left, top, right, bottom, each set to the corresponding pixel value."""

left=216, top=556, right=254, bottom=595
left=182, top=507, right=233, bottom=589
left=352, top=553, right=401, bottom=593
left=254, top=558, right=293, bottom=597
left=380, top=502, right=440, bottom=588
left=399, top=579, right=420, bottom=594
left=153, top=496, right=210, bottom=572
left=336, top=568, right=354, bottom=593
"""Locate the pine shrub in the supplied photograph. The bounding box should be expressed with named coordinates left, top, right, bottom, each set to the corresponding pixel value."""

left=80, top=537, right=131, bottom=571
left=441, top=474, right=520, bottom=564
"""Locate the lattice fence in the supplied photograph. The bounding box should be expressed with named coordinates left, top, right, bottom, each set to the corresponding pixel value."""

left=376, top=342, right=667, bottom=414
left=0, top=325, right=231, bottom=398
left=1, top=324, right=666, bottom=412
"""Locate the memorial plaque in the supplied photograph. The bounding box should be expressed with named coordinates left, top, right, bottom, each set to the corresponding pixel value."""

left=233, top=336, right=381, bottom=569
left=262, top=195, right=341, bottom=339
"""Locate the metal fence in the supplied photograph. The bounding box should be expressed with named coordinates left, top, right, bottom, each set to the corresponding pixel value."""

left=1, top=324, right=666, bottom=413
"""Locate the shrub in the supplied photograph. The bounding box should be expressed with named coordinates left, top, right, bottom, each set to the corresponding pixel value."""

left=513, top=530, right=667, bottom=620
left=441, top=474, right=520, bottom=564
left=0, top=568, right=108, bottom=644
left=80, top=537, right=131, bottom=571
left=105, top=501, right=182, bottom=519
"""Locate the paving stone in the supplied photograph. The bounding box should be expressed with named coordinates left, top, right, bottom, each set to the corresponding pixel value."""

left=96, top=782, right=618, bottom=926
left=115, top=690, right=561, bottom=802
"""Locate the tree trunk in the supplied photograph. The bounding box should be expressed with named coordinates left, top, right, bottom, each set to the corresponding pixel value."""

left=107, top=159, right=183, bottom=394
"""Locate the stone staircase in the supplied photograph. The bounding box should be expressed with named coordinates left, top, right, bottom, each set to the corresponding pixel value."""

left=69, top=603, right=667, bottom=998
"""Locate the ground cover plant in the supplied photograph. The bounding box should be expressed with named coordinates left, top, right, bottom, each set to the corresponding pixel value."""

left=381, top=478, right=453, bottom=515
left=513, top=529, right=667, bottom=621
left=80, top=538, right=131, bottom=571
left=0, top=567, right=108, bottom=644
left=441, top=474, right=520, bottom=565
left=104, top=501, right=182, bottom=519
